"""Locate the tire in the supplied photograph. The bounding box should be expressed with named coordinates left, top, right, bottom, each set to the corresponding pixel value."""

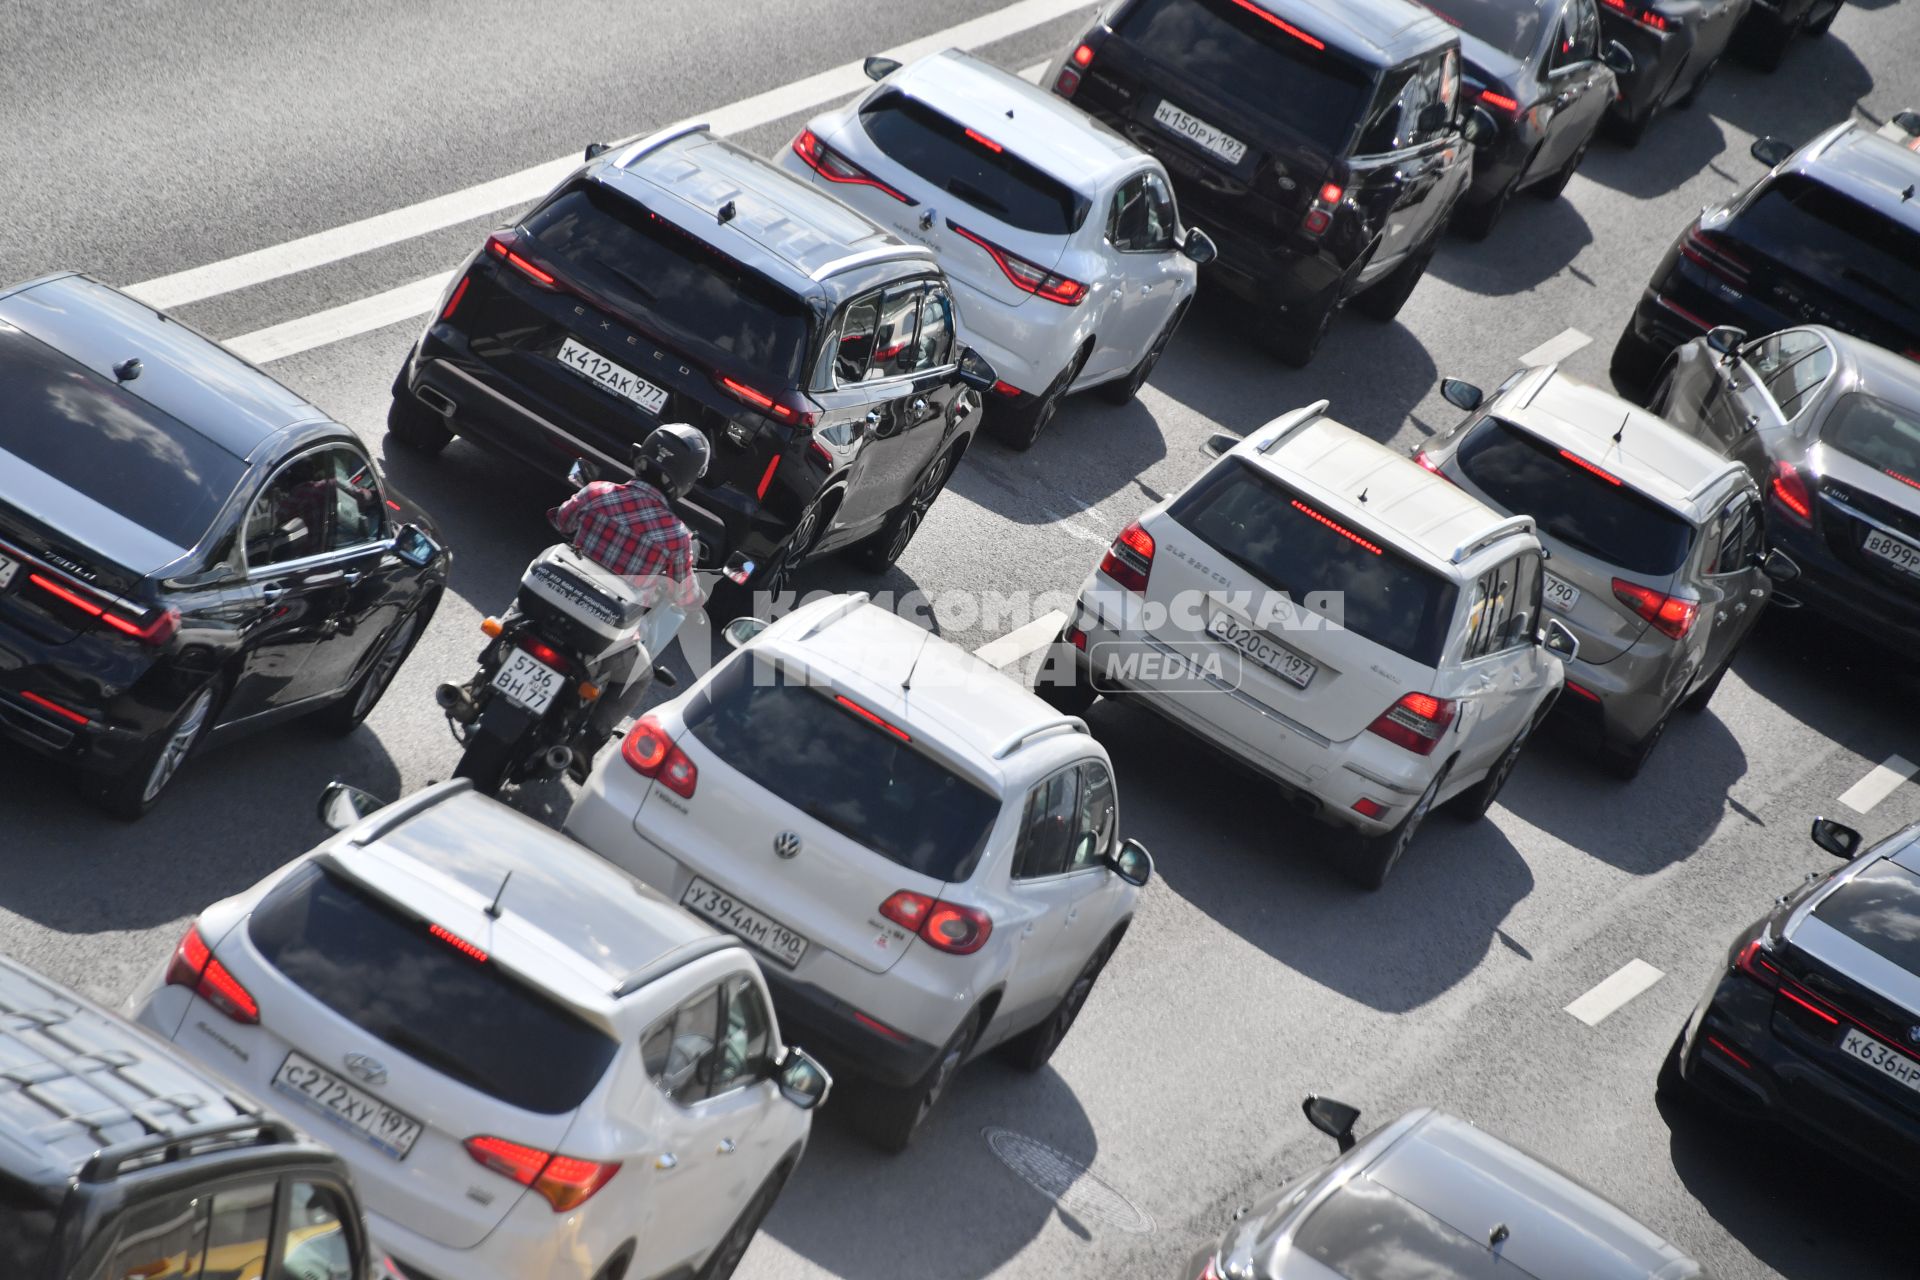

left=1602, top=706, right=1673, bottom=779
left=854, top=1010, right=981, bottom=1154
left=1603, top=102, right=1652, bottom=147
left=1683, top=647, right=1738, bottom=713
left=1001, top=939, right=1112, bottom=1073
left=452, top=724, right=518, bottom=796
left=1733, top=12, right=1790, bottom=71
left=988, top=348, right=1086, bottom=451
left=1674, top=57, right=1718, bottom=109
left=1803, top=0, right=1841, bottom=35
left=1099, top=301, right=1187, bottom=405
left=315, top=601, right=430, bottom=735
left=1034, top=639, right=1097, bottom=715
left=710, top=499, right=825, bottom=619
left=95, top=684, right=219, bottom=821
left=697, top=1164, right=791, bottom=1280
left=1530, top=138, right=1590, bottom=201
left=1343, top=766, right=1446, bottom=891
left=386, top=392, right=453, bottom=456
left=1355, top=240, right=1436, bottom=321
left=1263, top=287, right=1337, bottom=368
left=850, top=447, right=955, bottom=573
left=1448, top=704, right=1546, bottom=822
left=1609, top=326, right=1663, bottom=403
left=1453, top=183, right=1514, bottom=241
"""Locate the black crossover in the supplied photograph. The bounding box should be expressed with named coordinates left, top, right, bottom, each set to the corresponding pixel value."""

left=391, top=124, right=996, bottom=598
left=1052, top=0, right=1483, bottom=365
left=0, top=274, right=449, bottom=818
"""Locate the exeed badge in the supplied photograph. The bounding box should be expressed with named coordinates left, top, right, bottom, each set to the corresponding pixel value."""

left=774, top=831, right=802, bottom=859
left=344, top=1052, right=388, bottom=1086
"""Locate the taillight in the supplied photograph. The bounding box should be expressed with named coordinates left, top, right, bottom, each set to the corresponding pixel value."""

left=429, top=922, right=489, bottom=964
left=1770, top=461, right=1813, bottom=523
left=621, top=714, right=698, bottom=798
left=20, top=690, right=89, bottom=725
left=790, top=129, right=911, bottom=203
left=756, top=454, right=782, bottom=500
left=28, top=573, right=180, bottom=646
left=1477, top=89, right=1520, bottom=115
left=1735, top=936, right=1780, bottom=988
left=486, top=232, right=556, bottom=287
left=464, top=1136, right=620, bottom=1212
left=1599, top=0, right=1669, bottom=30
left=165, top=924, right=259, bottom=1024
left=513, top=634, right=571, bottom=674
left=1564, top=680, right=1601, bottom=702
left=1366, top=692, right=1457, bottom=756
left=878, top=890, right=993, bottom=956
left=1558, top=448, right=1623, bottom=486
left=991, top=379, right=1024, bottom=398
left=439, top=273, right=471, bottom=321
left=1055, top=42, right=1095, bottom=96
left=947, top=221, right=1087, bottom=305
left=721, top=375, right=811, bottom=425
left=1413, top=450, right=1442, bottom=475
left=1611, top=579, right=1699, bottom=640
left=1351, top=797, right=1387, bottom=819
left=1302, top=182, right=1344, bottom=237
left=1679, top=227, right=1749, bottom=289
left=1290, top=500, right=1383, bottom=554
left=1099, top=520, right=1155, bottom=594
left=834, top=694, right=911, bottom=742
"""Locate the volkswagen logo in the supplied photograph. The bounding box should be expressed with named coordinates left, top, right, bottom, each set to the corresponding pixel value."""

left=343, top=1053, right=388, bottom=1087
left=773, top=831, right=802, bottom=860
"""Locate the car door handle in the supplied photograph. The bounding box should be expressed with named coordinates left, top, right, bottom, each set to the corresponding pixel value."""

left=1553, top=94, right=1573, bottom=109
left=910, top=397, right=930, bottom=419
left=717, top=1138, right=737, bottom=1156
left=864, top=410, right=882, bottom=430
left=655, top=1153, right=679, bottom=1171
left=1749, top=588, right=1767, bottom=598
left=341, top=569, right=363, bottom=586
left=1716, top=610, right=1728, bottom=623
left=1066, top=908, right=1079, bottom=921
left=260, top=583, right=288, bottom=602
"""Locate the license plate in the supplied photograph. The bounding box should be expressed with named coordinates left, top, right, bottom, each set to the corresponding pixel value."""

left=1862, top=529, right=1920, bottom=578
left=681, top=876, right=809, bottom=968
left=272, top=1052, right=423, bottom=1160
left=557, top=338, right=670, bottom=415
left=1544, top=573, right=1582, bottom=612
left=1839, top=1027, right=1920, bottom=1097
left=1151, top=99, right=1248, bottom=166
left=491, top=647, right=568, bottom=713
left=0, top=551, right=16, bottom=591
left=1205, top=611, right=1317, bottom=688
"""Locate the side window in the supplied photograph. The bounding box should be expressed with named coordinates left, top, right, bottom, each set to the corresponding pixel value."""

left=711, top=974, right=774, bottom=1095
left=1548, top=16, right=1579, bottom=71
left=1070, top=761, right=1118, bottom=872
left=1358, top=64, right=1421, bottom=154
left=1711, top=498, right=1761, bottom=574
left=1110, top=174, right=1175, bottom=252
left=1014, top=769, right=1080, bottom=880
left=1571, top=0, right=1600, bottom=60
left=1764, top=344, right=1835, bottom=421
left=1462, top=559, right=1518, bottom=659
left=324, top=447, right=384, bottom=550
left=642, top=985, right=723, bottom=1106
left=280, top=1181, right=358, bottom=1280
left=835, top=293, right=881, bottom=384
left=244, top=452, right=333, bottom=568
left=865, top=286, right=923, bottom=382
left=1742, top=331, right=1795, bottom=380
left=96, top=1195, right=210, bottom=1280
left=913, top=286, right=955, bottom=371
left=1505, top=552, right=1542, bottom=649
left=1142, top=174, right=1178, bottom=251
left=203, top=1182, right=277, bottom=1280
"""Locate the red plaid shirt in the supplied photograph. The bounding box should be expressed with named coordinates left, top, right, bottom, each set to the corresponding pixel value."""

left=549, top=480, right=696, bottom=605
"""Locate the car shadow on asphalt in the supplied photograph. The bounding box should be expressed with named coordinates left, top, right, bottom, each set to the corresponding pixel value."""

left=949, top=392, right=1172, bottom=530
left=1731, top=606, right=1920, bottom=763
left=1701, top=38, right=1876, bottom=151
left=1580, top=106, right=1731, bottom=202
left=1081, top=695, right=1536, bottom=1015
left=1428, top=197, right=1597, bottom=297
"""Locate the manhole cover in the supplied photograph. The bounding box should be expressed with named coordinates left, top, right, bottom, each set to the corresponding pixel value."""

left=984, top=1127, right=1154, bottom=1235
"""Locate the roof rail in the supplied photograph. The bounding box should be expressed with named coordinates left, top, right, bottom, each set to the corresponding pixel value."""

left=1451, top=515, right=1535, bottom=565
left=797, top=592, right=872, bottom=640
left=1687, top=462, right=1749, bottom=502
left=1255, top=400, right=1332, bottom=453
left=82, top=1114, right=296, bottom=1183
left=991, top=715, right=1088, bottom=760
left=811, top=243, right=931, bottom=282
left=349, top=778, right=473, bottom=846
left=613, top=935, right=739, bottom=998
left=615, top=121, right=711, bottom=168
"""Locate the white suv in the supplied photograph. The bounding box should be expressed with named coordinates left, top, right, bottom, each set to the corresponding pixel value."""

left=130, top=780, right=828, bottom=1280
left=777, top=49, right=1215, bottom=450
left=1042, top=404, right=1577, bottom=889
left=564, top=593, right=1153, bottom=1152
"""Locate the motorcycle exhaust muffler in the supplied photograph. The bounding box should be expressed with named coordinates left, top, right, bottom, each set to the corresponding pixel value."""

left=541, top=744, right=575, bottom=777
left=436, top=682, right=478, bottom=723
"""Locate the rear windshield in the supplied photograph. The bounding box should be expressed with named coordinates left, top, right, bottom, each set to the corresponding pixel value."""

left=858, top=91, right=1090, bottom=235
left=1113, top=0, right=1375, bottom=155
left=1820, top=392, right=1920, bottom=478
left=1292, top=1180, right=1504, bottom=1280
left=1728, top=175, right=1920, bottom=320
left=1457, top=418, right=1694, bottom=577
left=1168, top=457, right=1459, bottom=666
left=1421, top=0, right=1542, bottom=60
left=0, top=332, right=245, bottom=551
left=1813, top=858, right=1920, bottom=976
left=250, top=863, right=618, bottom=1115
left=525, top=183, right=813, bottom=385
left=684, top=654, right=1000, bottom=882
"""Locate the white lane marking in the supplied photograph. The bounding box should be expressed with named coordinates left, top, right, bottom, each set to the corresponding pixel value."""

left=1564, top=958, right=1664, bottom=1028
left=1019, top=61, right=1049, bottom=84
left=225, top=272, right=453, bottom=364
left=1518, top=328, right=1591, bottom=368
left=125, top=0, right=1094, bottom=310
left=1840, top=754, right=1918, bottom=814
left=974, top=610, right=1069, bottom=668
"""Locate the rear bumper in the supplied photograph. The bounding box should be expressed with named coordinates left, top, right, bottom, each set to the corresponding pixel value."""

left=1553, top=632, right=1687, bottom=744
left=1465, top=121, right=1536, bottom=202
left=0, top=635, right=173, bottom=777
left=1598, top=17, right=1690, bottom=119
left=1769, top=514, right=1920, bottom=647
left=370, top=1196, right=606, bottom=1280
left=757, top=967, right=944, bottom=1089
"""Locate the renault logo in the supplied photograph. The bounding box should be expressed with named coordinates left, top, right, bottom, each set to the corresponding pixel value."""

left=919, top=208, right=936, bottom=231
left=343, top=1053, right=388, bottom=1087
left=774, top=831, right=802, bottom=860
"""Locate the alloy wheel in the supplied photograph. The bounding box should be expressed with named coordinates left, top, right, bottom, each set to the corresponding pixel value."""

left=144, top=689, right=213, bottom=805
left=352, top=612, right=419, bottom=719
left=887, top=453, right=951, bottom=561
left=762, top=503, right=821, bottom=599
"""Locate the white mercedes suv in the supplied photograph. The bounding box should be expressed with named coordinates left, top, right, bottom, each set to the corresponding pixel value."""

left=777, top=48, right=1216, bottom=450
left=1042, top=403, right=1577, bottom=889
left=564, top=592, right=1154, bottom=1152
left=130, top=780, right=829, bottom=1280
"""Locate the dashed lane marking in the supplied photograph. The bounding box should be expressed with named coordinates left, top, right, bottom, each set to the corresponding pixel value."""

left=1564, top=958, right=1664, bottom=1028
left=1839, top=754, right=1918, bottom=814
left=1517, top=327, right=1591, bottom=368
left=973, top=610, right=1069, bottom=669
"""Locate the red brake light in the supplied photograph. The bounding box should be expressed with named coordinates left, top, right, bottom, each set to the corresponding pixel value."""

left=1770, top=461, right=1813, bottom=523
left=1598, top=0, right=1668, bottom=30
left=1367, top=692, right=1457, bottom=755
left=1611, top=579, right=1698, bottom=640
left=756, top=454, right=782, bottom=501
left=1099, top=520, right=1155, bottom=593
left=429, top=923, right=488, bottom=964
left=1886, top=469, right=1920, bottom=492
left=790, top=129, right=911, bottom=203
left=1478, top=89, right=1520, bottom=114
left=1318, top=182, right=1344, bottom=205
left=991, top=379, right=1024, bottom=398
left=1352, top=797, right=1387, bottom=819
left=20, top=690, right=89, bottom=725
left=878, top=890, right=991, bottom=955
left=440, top=273, right=471, bottom=321
left=1414, top=450, right=1441, bottom=473
left=879, top=890, right=932, bottom=931
left=1735, top=937, right=1780, bottom=989
left=465, top=1137, right=620, bottom=1212
left=1289, top=500, right=1383, bottom=555
left=721, top=375, right=802, bottom=423
left=1558, top=449, right=1623, bottom=485
left=1680, top=228, right=1749, bottom=287
left=28, top=573, right=179, bottom=646
left=1779, top=985, right=1840, bottom=1026
left=1228, top=0, right=1325, bottom=49
left=835, top=694, right=911, bottom=742
left=1301, top=209, right=1332, bottom=235
left=1564, top=679, right=1601, bottom=702
left=964, top=127, right=1004, bottom=154
left=1054, top=68, right=1084, bottom=96
left=165, top=924, right=259, bottom=1024
left=513, top=635, right=570, bottom=674
left=486, top=233, right=555, bottom=287
left=948, top=221, right=1087, bottom=305
left=621, top=714, right=698, bottom=798
left=1072, top=42, right=1095, bottom=66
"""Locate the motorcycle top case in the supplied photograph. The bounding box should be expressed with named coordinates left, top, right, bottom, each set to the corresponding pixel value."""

left=515, top=544, right=651, bottom=648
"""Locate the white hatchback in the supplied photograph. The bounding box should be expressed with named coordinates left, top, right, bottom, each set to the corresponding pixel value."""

left=776, top=49, right=1215, bottom=450
left=564, top=592, right=1153, bottom=1152
left=130, top=780, right=828, bottom=1280
left=1042, top=404, right=1577, bottom=889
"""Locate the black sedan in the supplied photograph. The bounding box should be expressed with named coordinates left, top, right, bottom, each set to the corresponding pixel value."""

left=1732, top=0, right=1843, bottom=72
left=1598, top=0, right=1750, bottom=144
left=1661, top=816, right=1920, bottom=1199
left=0, top=274, right=449, bottom=818
left=1432, top=0, right=1632, bottom=239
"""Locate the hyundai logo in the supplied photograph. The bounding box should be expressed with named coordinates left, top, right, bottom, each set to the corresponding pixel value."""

left=774, top=831, right=802, bottom=860
left=343, top=1053, right=388, bottom=1087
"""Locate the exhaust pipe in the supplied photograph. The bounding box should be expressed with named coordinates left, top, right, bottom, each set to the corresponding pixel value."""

left=416, top=385, right=456, bottom=417
left=541, top=744, right=575, bottom=777
left=435, top=682, right=478, bottom=723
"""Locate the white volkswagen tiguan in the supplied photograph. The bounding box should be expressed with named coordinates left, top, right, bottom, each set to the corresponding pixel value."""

left=565, top=593, right=1154, bottom=1152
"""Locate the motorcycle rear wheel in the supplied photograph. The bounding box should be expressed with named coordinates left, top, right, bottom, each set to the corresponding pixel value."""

left=453, top=725, right=517, bottom=795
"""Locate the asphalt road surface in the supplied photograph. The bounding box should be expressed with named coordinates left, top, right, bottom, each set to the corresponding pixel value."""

left=4, top=2, right=1919, bottom=1277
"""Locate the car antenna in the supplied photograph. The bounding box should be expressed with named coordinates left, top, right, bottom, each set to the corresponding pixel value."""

left=485, top=870, right=512, bottom=919
left=717, top=199, right=737, bottom=225
left=1612, top=412, right=1628, bottom=446
left=901, top=628, right=931, bottom=695
left=1357, top=487, right=1369, bottom=504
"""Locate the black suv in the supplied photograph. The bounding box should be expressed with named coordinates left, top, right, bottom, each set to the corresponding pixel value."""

left=1050, top=0, right=1486, bottom=365
left=1610, top=111, right=1920, bottom=401
left=0, top=952, right=371, bottom=1280
left=390, top=124, right=997, bottom=597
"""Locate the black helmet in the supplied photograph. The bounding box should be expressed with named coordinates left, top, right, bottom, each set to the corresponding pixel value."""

left=631, top=424, right=710, bottom=501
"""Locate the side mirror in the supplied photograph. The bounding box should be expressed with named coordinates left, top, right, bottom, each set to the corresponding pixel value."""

left=1602, top=39, right=1635, bottom=75
left=1440, top=377, right=1483, bottom=413
left=1540, top=618, right=1581, bottom=661
left=1202, top=431, right=1244, bottom=458
left=390, top=523, right=441, bottom=568
left=1416, top=102, right=1451, bottom=137
left=722, top=616, right=771, bottom=648
left=775, top=1047, right=833, bottom=1109
left=1750, top=136, right=1795, bottom=168
left=1893, top=110, right=1920, bottom=138
left=1302, top=1095, right=1361, bottom=1153
left=567, top=458, right=601, bottom=488
left=1181, top=227, right=1218, bottom=265
left=863, top=56, right=903, bottom=82
left=1810, top=816, right=1864, bottom=860
left=955, top=346, right=999, bottom=393
left=1461, top=106, right=1497, bottom=147
left=1759, top=548, right=1800, bottom=583
left=317, top=781, right=387, bottom=832
left=1706, top=324, right=1748, bottom=358
left=584, top=142, right=611, bottom=162
left=1107, top=837, right=1153, bottom=887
